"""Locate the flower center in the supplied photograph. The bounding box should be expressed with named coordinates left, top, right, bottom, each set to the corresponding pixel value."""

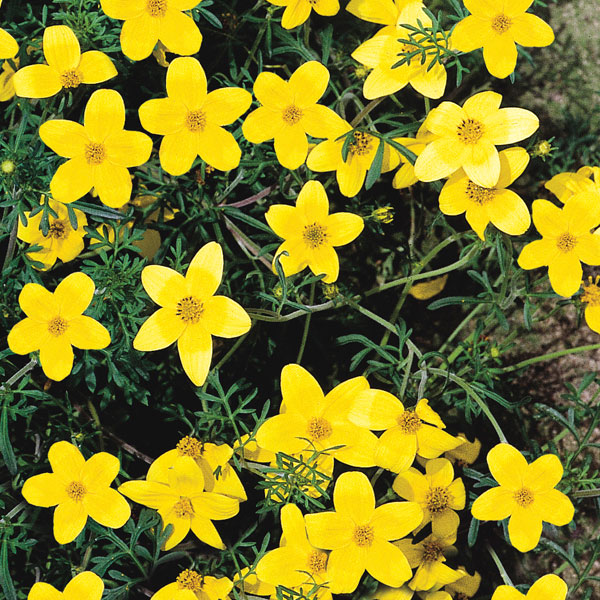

left=582, top=276, right=600, bottom=306
left=513, top=487, right=534, bottom=507
left=465, top=181, right=496, bottom=205
left=425, top=486, right=451, bottom=513
left=48, top=316, right=68, bottom=336
left=556, top=232, right=577, bottom=253
left=176, top=296, right=204, bottom=323
left=348, top=131, right=372, bottom=156
left=60, top=68, right=83, bottom=89
left=176, top=569, right=203, bottom=591
left=456, top=119, right=484, bottom=145
left=491, top=14, right=512, bottom=34
left=146, top=0, right=168, bottom=17
left=306, top=550, right=328, bottom=574
left=302, top=223, right=327, bottom=249
left=48, top=220, right=68, bottom=239
left=421, top=541, right=444, bottom=562
left=66, top=481, right=86, bottom=501
left=185, top=109, right=207, bottom=132
left=84, top=142, right=106, bottom=166
left=306, top=417, right=332, bottom=442
left=176, top=435, right=203, bottom=458
left=352, top=524, right=374, bottom=547
left=282, top=104, right=303, bottom=125
left=396, top=410, right=422, bottom=434
left=173, top=496, right=195, bottom=518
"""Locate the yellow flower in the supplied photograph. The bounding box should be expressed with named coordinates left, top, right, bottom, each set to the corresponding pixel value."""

left=451, top=0, right=554, bottom=79
left=233, top=567, right=276, bottom=598
left=0, top=56, right=17, bottom=102
left=414, top=91, right=538, bottom=188
left=392, top=125, right=437, bottom=189
left=517, top=193, right=600, bottom=297
left=21, top=441, right=130, bottom=544
left=396, top=533, right=461, bottom=591
left=442, top=434, right=481, bottom=466
left=346, top=0, right=427, bottom=27
left=40, top=89, right=152, bottom=207
left=265, top=180, right=364, bottom=283
left=307, top=122, right=400, bottom=197
left=352, top=23, right=448, bottom=100
left=242, top=61, right=342, bottom=169
left=372, top=206, right=395, bottom=224
left=408, top=275, right=448, bottom=300
left=147, top=436, right=247, bottom=501
left=444, top=568, right=481, bottom=598
left=305, top=471, right=423, bottom=593
left=349, top=395, right=460, bottom=473
left=100, top=0, right=202, bottom=61
left=151, top=570, right=233, bottom=600
left=133, top=241, right=251, bottom=386
left=471, top=443, right=574, bottom=553
left=119, top=456, right=239, bottom=550
left=393, top=458, right=465, bottom=538
left=27, top=572, right=104, bottom=600
left=139, top=57, right=251, bottom=175
left=7, top=272, right=111, bottom=381
left=545, top=166, right=600, bottom=203
left=13, top=25, right=116, bottom=98
left=17, top=197, right=87, bottom=270
left=266, top=0, right=339, bottom=29
left=491, top=574, right=567, bottom=600
left=581, top=275, right=600, bottom=334
left=256, top=504, right=332, bottom=600
left=439, top=147, right=531, bottom=240
left=0, top=16, right=18, bottom=60
left=255, top=363, right=378, bottom=467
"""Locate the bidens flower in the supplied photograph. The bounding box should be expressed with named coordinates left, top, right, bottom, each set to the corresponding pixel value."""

left=139, top=57, right=251, bottom=175
left=100, top=0, right=202, bottom=61
left=119, top=456, right=239, bottom=550
left=0, top=56, right=17, bottom=101
left=265, top=0, right=339, bottom=30
left=265, top=180, right=364, bottom=283
left=133, top=241, right=251, bottom=386
left=439, top=147, right=531, bottom=240
left=151, top=570, right=233, bottom=600
left=581, top=276, right=600, bottom=335
left=491, top=574, right=567, bottom=600
left=242, top=61, right=341, bottom=169
left=305, top=471, right=423, bottom=593
left=545, top=166, right=600, bottom=204
left=17, top=197, right=87, bottom=270
left=13, top=25, right=116, bottom=98
left=414, top=91, right=538, bottom=188
left=7, top=272, right=111, bottom=381
left=451, top=0, right=554, bottom=79
left=471, top=443, right=574, bottom=553
left=40, top=89, right=152, bottom=207
left=517, top=193, right=600, bottom=297
left=27, top=572, right=104, bottom=600
left=22, top=441, right=130, bottom=544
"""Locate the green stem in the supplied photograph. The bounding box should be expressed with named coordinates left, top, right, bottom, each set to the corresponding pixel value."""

left=429, top=368, right=507, bottom=443
left=297, top=282, right=315, bottom=364
left=86, top=399, right=104, bottom=452
left=571, top=488, right=600, bottom=498
left=2, top=359, right=37, bottom=389
left=487, top=544, right=513, bottom=586
left=492, top=343, right=600, bottom=374
left=350, top=97, right=385, bottom=128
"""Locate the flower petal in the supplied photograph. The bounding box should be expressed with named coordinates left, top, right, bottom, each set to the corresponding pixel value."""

left=202, top=296, right=250, bottom=338
left=55, top=272, right=94, bottom=319
left=471, top=486, right=513, bottom=521
left=39, top=120, right=88, bottom=158
left=8, top=319, right=48, bottom=354
left=309, top=245, right=339, bottom=283
left=66, top=315, right=110, bottom=350
left=0, top=28, right=18, bottom=59
left=274, top=124, right=308, bottom=169
left=488, top=189, right=531, bottom=236
left=349, top=389, right=403, bottom=429
left=105, top=130, right=152, bottom=167
left=255, top=413, right=308, bottom=454
left=487, top=443, right=528, bottom=488
left=302, top=105, right=346, bottom=139
left=482, top=36, right=517, bottom=79
left=334, top=471, right=375, bottom=523
left=43, top=25, right=80, bottom=72
left=167, top=56, right=207, bottom=109
left=366, top=539, right=413, bottom=588
left=534, top=489, right=574, bottom=527
left=346, top=0, right=397, bottom=25
left=326, top=545, right=365, bottom=594
left=371, top=502, right=423, bottom=540
left=450, top=16, right=491, bottom=52
left=517, top=238, right=556, bottom=270
left=22, top=473, right=68, bottom=507
left=133, top=308, right=186, bottom=351
left=54, top=499, right=88, bottom=544
left=84, top=487, right=131, bottom=528
left=50, top=157, right=93, bottom=204
left=496, top=146, right=530, bottom=188
left=139, top=98, right=185, bottom=135
left=189, top=515, right=225, bottom=549
left=463, top=140, right=500, bottom=188
left=39, top=335, right=75, bottom=381
left=289, top=61, right=329, bottom=106
left=159, top=10, right=202, bottom=56
left=414, top=138, right=465, bottom=182
left=159, top=510, right=191, bottom=550
left=177, top=323, right=213, bottom=386
left=118, top=480, right=174, bottom=509
left=13, top=65, right=62, bottom=98
left=49, top=441, right=85, bottom=480
left=93, top=162, right=133, bottom=208
left=82, top=452, right=119, bottom=489
left=197, top=124, right=242, bottom=171
left=281, top=0, right=312, bottom=30
left=416, top=425, right=461, bottom=459
left=510, top=14, right=554, bottom=47
left=159, top=130, right=198, bottom=175
left=280, top=363, right=324, bottom=415
left=141, top=264, right=187, bottom=307
left=242, top=106, right=282, bottom=143
left=63, top=572, right=104, bottom=600
left=327, top=423, right=378, bottom=467
left=304, top=511, right=354, bottom=549
left=326, top=212, right=364, bottom=246
left=100, top=0, right=146, bottom=19
left=507, top=508, right=542, bottom=552
left=18, top=283, right=57, bottom=318
left=486, top=108, right=539, bottom=146
left=28, top=583, right=65, bottom=600
left=523, top=454, right=563, bottom=492
left=265, top=204, right=302, bottom=239
left=120, top=13, right=159, bottom=61
left=548, top=252, right=582, bottom=297
left=185, top=241, right=223, bottom=299
left=203, top=88, right=252, bottom=126
left=84, top=89, right=125, bottom=143
left=78, top=50, right=117, bottom=83
left=191, top=491, right=239, bottom=520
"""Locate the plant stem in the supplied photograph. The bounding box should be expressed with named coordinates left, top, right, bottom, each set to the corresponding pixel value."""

left=350, top=97, right=385, bottom=127
left=2, top=359, right=37, bottom=389
left=487, top=544, right=514, bottom=586
left=297, top=282, right=315, bottom=363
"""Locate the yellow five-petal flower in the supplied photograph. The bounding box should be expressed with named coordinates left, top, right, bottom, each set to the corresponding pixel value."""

left=451, top=0, right=554, bottom=79
left=7, top=272, right=111, bottom=381
left=471, top=443, right=574, bottom=553
left=100, top=0, right=202, bottom=61
left=13, top=25, right=116, bottom=98
left=28, top=572, right=105, bottom=600
left=491, top=574, right=567, bottom=600
left=243, top=61, right=342, bottom=169
left=22, top=441, right=130, bottom=544
left=266, top=180, right=364, bottom=282
left=151, top=570, right=233, bottom=600
left=40, top=88, right=153, bottom=207
left=139, top=57, right=251, bottom=175
left=266, top=0, right=339, bottom=29
left=133, top=241, right=251, bottom=386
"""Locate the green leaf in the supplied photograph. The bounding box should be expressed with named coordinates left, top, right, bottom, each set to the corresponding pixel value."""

left=0, top=402, right=17, bottom=475
left=365, top=138, right=385, bottom=190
